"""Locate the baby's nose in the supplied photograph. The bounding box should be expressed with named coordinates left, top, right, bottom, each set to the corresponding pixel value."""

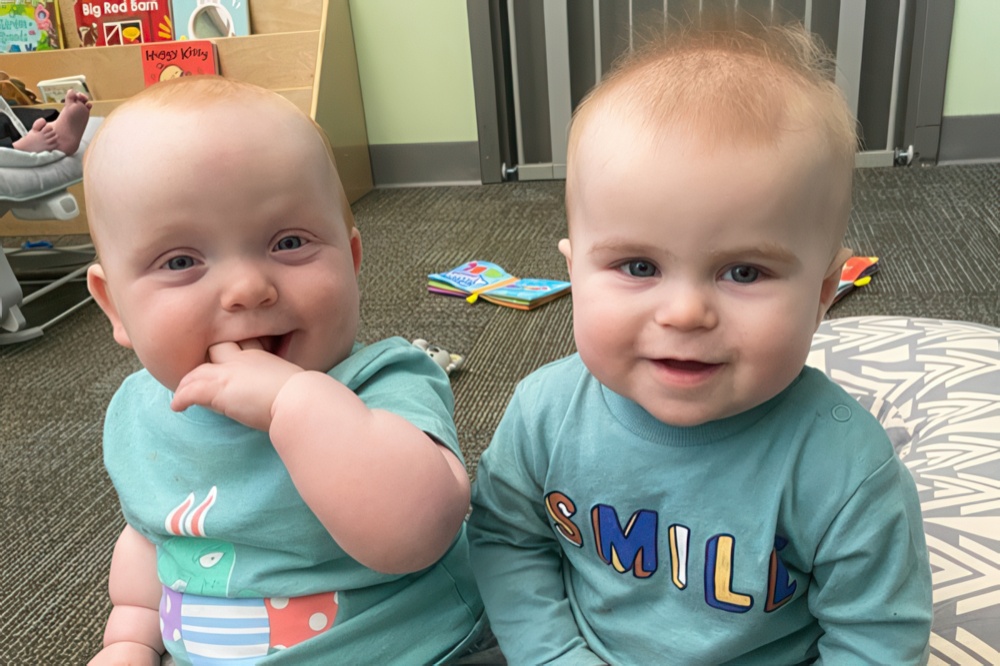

left=220, top=268, right=277, bottom=311
left=653, top=283, right=718, bottom=331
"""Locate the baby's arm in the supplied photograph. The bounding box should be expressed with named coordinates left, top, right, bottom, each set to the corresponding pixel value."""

left=467, top=392, right=605, bottom=665
left=89, top=525, right=163, bottom=665
left=810, top=456, right=932, bottom=663
left=267, top=368, right=469, bottom=573
left=172, top=342, right=470, bottom=574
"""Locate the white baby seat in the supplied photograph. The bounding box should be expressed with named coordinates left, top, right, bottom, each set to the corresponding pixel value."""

left=0, top=103, right=102, bottom=343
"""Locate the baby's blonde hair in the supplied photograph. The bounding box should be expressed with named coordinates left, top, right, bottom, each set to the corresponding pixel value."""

left=84, top=76, right=354, bottom=235
left=573, top=18, right=856, bottom=163
left=567, top=16, right=856, bottom=246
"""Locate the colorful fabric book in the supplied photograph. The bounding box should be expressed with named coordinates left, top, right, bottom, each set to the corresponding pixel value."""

left=834, top=256, right=879, bottom=304
left=428, top=260, right=571, bottom=311
left=1, top=0, right=63, bottom=52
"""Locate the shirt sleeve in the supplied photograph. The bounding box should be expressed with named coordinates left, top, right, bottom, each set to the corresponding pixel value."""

left=338, top=338, right=463, bottom=465
left=468, top=387, right=606, bottom=666
left=809, top=454, right=932, bottom=664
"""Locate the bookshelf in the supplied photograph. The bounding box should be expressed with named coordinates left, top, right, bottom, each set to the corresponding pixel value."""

left=0, top=0, right=372, bottom=236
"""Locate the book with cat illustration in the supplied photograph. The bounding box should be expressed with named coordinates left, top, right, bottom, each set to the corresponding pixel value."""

left=140, top=39, right=219, bottom=86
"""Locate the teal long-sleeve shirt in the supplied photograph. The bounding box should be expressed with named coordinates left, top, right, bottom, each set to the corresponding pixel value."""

left=468, top=355, right=931, bottom=665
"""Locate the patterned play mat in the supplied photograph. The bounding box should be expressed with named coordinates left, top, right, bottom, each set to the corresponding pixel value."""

left=809, top=317, right=1000, bottom=664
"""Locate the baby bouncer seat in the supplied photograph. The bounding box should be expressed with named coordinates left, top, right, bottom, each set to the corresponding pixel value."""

left=1, top=97, right=100, bottom=343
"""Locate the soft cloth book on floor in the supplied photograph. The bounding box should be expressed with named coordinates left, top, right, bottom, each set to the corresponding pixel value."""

left=428, top=260, right=570, bottom=310
left=834, top=255, right=879, bottom=303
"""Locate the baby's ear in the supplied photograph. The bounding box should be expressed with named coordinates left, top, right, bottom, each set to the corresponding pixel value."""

left=349, top=227, right=363, bottom=277
left=817, top=247, right=854, bottom=325
left=558, top=238, right=572, bottom=275
left=86, top=264, right=132, bottom=349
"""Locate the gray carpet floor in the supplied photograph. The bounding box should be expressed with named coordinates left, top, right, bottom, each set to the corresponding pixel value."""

left=1, top=164, right=997, bottom=663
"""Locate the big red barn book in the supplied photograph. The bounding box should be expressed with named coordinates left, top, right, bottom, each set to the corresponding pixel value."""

left=74, top=0, right=172, bottom=46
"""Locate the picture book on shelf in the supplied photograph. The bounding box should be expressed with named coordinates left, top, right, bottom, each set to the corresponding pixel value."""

left=170, top=0, right=249, bottom=40
left=37, top=75, right=90, bottom=103
left=140, top=39, right=219, bottom=86
left=73, top=0, right=172, bottom=46
left=1, top=0, right=63, bottom=52
left=834, top=255, right=879, bottom=304
left=428, top=260, right=571, bottom=311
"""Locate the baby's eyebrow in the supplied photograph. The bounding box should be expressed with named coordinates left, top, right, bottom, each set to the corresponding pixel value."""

left=707, top=243, right=799, bottom=266
left=586, top=238, right=661, bottom=257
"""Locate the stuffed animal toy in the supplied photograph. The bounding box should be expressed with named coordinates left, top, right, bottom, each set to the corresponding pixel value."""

left=412, top=339, right=465, bottom=375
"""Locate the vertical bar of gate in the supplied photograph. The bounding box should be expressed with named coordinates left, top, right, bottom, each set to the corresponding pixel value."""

left=507, top=0, right=526, bottom=171
left=629, top=0, right=634, bottom=50
left=886, top=0, right=907, bottom=151
left=544, top=0, right=573, bottom=179
left=594, top=0, right=603, bottom=82
left=836, top=0, right=866, bottom=123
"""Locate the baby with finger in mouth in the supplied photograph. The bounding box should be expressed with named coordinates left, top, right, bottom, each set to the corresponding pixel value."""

left=84, top=76, right=486, bottom=665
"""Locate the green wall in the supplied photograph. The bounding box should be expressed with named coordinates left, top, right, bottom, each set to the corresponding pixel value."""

left=349, top=0, right=998, bottom=148
left=943, top=0, right=1000, bottom=117
left=349, top=0, right=477, bottom=145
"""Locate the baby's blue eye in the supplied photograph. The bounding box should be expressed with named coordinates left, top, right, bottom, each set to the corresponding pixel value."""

left=274, top=236, right=304, bottom=251
left=623, top=260, right=657, bottom=277
left=725, top=265, right=760, bottom=283
left=165, top=255, right=196, bottom=271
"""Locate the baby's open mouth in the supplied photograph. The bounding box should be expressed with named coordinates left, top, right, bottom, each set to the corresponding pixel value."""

left=651, top=358, right=724, bottom=381
left=658, top=359, right=719, bottom=372
left=650, top=358, right=723, bottom=386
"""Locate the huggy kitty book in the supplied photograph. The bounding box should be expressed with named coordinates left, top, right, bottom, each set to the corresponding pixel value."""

left=140, top=39, right=219, bottom=86
left=428, top=260, right=571, bottom=311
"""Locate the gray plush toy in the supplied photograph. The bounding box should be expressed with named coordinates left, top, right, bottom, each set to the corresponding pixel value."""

left=412, top=339, right=465, bottom=375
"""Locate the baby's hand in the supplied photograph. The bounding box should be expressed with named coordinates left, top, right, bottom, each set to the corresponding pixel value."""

left=171, top=341, right=302, bottom=431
